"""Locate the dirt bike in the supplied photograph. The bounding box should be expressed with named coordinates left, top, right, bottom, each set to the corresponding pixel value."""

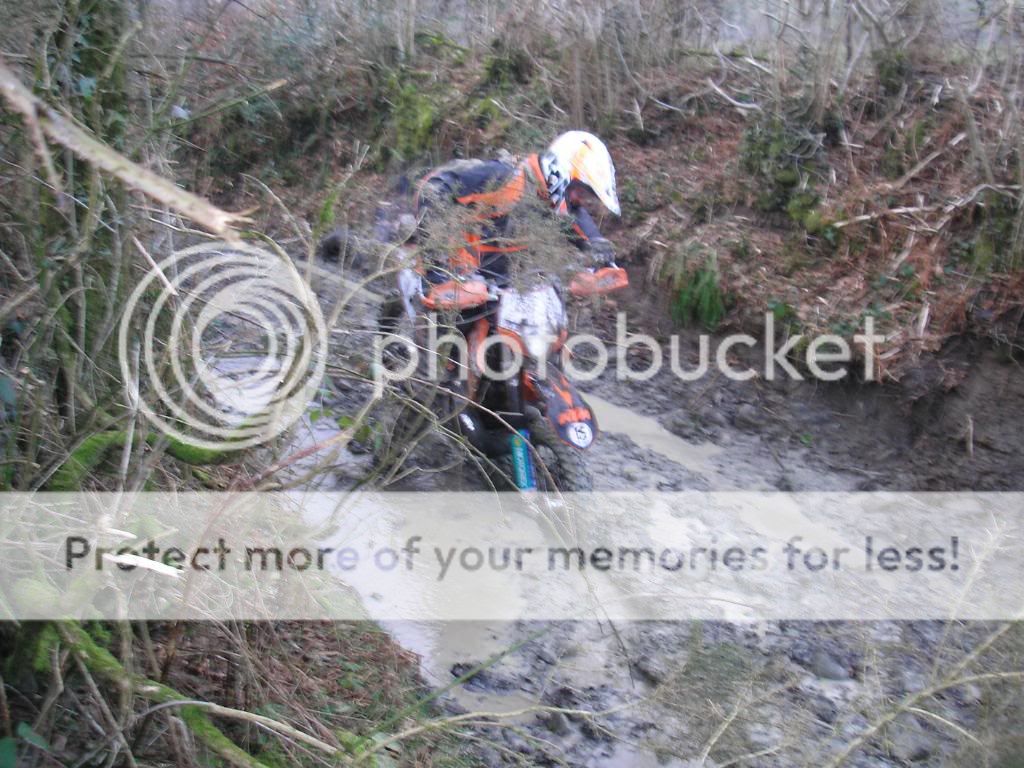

left=374, top=264, right=629, bottom=491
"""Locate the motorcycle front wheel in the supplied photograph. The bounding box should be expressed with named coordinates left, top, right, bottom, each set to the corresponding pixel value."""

left=528, top=411, right=594, bottom=492
left=488, top=410, right=593, bottom=492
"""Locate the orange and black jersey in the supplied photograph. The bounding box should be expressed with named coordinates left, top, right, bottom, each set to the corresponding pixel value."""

left=414, top=154, right=603, bottom=284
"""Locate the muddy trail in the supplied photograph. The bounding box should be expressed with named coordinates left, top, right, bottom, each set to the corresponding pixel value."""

left=292, top=257, right=1024, bottom=767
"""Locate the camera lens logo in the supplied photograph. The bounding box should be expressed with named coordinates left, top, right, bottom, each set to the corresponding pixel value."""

left=118, top=242, right=327, bottom=450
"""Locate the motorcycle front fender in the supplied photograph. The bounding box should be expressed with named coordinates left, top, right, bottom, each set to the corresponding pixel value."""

left=529, top=366, right=598, bottom=450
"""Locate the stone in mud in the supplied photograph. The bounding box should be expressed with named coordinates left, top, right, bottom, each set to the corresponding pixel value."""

left=501, top=729, right=537, bottom=755
left=581, top=717, right=612, bottom=742
left=657, top=477, right=683, bottom=491
left=811, top=649, right=852, bottom=680
left=544, top=685, right=581, bottom=711
left=746, top=722, right=784, bottom=751
left=699, top=406, right=729, bottom=428
left=841, top=713, right=871, bottom=740
left=622, top=463, right=643, bottom=481
left=959, top=683, right=983, bottom=705
left=535, top=647, right=559, bottom=665
left=886, top=717, right=933, bottom=763
left=810, top=693, right=838, bottom=724
left=449, top=662, right=514, bottom=692
left=665, top=408, right=708, bottom=440
left=541, top=711, right=572, bottom=736
left=898, top=662, right=929, bottom=694
left=442, top=697, right=469, bottom=715
left=632, top=653, right=669, bottom=684
left=474, top=746, right=504, bottom=767
left=733, top=403, right=763, bottom=430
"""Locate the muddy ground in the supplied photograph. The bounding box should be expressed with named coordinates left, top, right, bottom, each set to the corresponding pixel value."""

left=289, top=253, right=1024, bottom=767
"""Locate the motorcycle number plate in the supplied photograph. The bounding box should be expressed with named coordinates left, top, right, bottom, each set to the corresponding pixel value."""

left=497, top=285, right=565, bottom=333
left=565, top=422, right=594, bottom=448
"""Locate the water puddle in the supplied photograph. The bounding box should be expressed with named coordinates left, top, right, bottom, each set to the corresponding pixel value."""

left=587, top=393, right=723, bottom=476
left=284, top=389, right=856, bottom=766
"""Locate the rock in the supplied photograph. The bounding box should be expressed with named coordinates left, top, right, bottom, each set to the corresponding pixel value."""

left=960, top=683, right=983, bottom=705
left=700, top=406, right=728, bottom=428
left=449, top=663, right=512, bottom=692
left=474, top=746, right=504, bottom=767
left=442, top=697, right=469, bottom=715
left=665, top=408, right=694, bottom=433
left=733, top=403, right=762, bottom=430
left=536, top=647, right=558, bottom=665
left=775, top=474, right=795, bottom=491
left=545, top=685, right=580, bottom=709
left=810, top=694, right=838, bottom=724
left=899, top=664, right=928, bottom=694
left=501, top=729, right=536, bottom=754
left=811, top=649, right=852, bottom=681
left=841, top=714, right=870, bottom=740
left=541, top=711, right=572, bottom=736
left=632, top=653, right=668, bottom=685
left=887, top=718, right=933, bottom=763
left=581, top=718, right=611, bottom=742
left=746, top=722, right=783, bottom=751
left=622, top=463, right=642, bottom=481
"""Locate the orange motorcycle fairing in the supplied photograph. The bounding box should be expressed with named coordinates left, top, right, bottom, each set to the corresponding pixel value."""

left=568, top=266, right=629, bottom=297
left=421, top=279, right=490, bottom=311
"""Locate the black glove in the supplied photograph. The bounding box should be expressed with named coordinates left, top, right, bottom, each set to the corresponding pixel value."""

left=587, top=237, right=616, bottom=266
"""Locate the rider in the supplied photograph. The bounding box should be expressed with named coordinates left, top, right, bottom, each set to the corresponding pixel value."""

left=385, top=130, right=621, bottom=324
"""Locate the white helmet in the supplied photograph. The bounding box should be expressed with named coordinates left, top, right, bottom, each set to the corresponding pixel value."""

left=539, top=131, right=621, bottom=216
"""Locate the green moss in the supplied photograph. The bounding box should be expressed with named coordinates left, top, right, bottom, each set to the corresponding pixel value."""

left=972, top=232, right=997, bottom=271
left=785, top=191, right=820, bottom=227
left=48, top=431, right=239, bottom=491
left=821, top=108, right=845, bottom=145
left=802, top=209, right=826, bottom=234
left=413, top=30, right=467, bottom=62
left=774, top=168, right=799, bottom=187
left=874, top=49, right=911, bottom=96
left=971, top=191, right=1023, bottom=272
left=483, top=40, right=533, bottom=86
left=48, top=432, right=124, bottom=491
left=392, top=82, right=439, bottom=162
left=469, top=96, right=502, bottom=128
left=57, top=622, right=269, bottom=767
left=908, top=119, right=927, bottom=155
left=30, top=623, right=60, bottom=674
left=880, top=142, right=905, bottom=179
left=741, top=118, right=820, bottom=216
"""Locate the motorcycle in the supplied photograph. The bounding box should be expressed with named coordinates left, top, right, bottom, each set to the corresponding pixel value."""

left=374, top=263, right=628, bottom=491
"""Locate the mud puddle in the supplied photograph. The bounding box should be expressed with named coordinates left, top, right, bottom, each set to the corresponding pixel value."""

left=291, top=380, right=864, bottom=765
left=586, top=393, right=724, bottom=483
left=294, top=261, right=1024, bottom=765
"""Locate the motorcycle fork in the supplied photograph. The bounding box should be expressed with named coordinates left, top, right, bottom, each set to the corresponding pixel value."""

left=500, top=344, right=536, bottom=490
left=466, top=317, right=536, bottom=490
